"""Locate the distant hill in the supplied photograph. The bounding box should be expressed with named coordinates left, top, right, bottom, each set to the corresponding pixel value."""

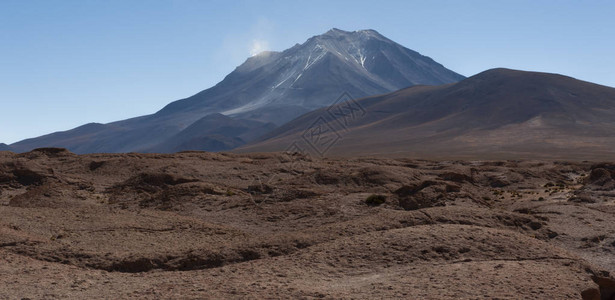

left=240, top=68, right=615, bottom=160
left=0, top=143, right=11, bottom=152
left=10, top=28, right=463, bottom=154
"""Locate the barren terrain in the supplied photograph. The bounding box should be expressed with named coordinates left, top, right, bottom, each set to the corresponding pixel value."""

left=242, top=69, right=615, bottom=160
left=1, top=148, right=615, bottom=299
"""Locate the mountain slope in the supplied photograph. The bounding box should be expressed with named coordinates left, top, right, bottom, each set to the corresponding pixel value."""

left=0, top=143, right=11, bottom=152
left=10, top=28, right=464, bottom=154
left=240, top=68, right=615, bottom=160
left=145, top=114, right=276, bottom=153
left=159, top=28, right=465, bottom=125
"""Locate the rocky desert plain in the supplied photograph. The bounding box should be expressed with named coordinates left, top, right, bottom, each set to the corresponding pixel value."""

left=0, top=147, right=613, bottom=299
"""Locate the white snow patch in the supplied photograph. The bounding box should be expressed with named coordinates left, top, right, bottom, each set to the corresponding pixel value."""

left=291, top=73, right=303, bottom=85
left=220, top=102, right=263, bottom=115
left=304, top=53, right=312, bottom=70
left=273, top=74, right=294, bottom=89
left=303, top=47, right=327, bottom=71
left=359, top=52, right=366, bottom=68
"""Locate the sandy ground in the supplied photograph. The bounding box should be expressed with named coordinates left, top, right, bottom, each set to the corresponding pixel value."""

left=1, top=148, right=614, bottom=299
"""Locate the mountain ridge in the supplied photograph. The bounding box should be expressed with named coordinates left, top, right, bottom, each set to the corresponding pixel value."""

left=239, top=68, right=615, bottom=160
left=10, top=28, right=464, bottom=154
left=157, top=28, right=464, bottom=123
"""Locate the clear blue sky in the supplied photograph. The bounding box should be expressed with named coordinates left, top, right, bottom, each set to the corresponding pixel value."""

left=1, top=0, right=614, bottom=144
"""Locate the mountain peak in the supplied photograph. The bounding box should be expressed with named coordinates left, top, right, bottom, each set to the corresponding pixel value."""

left=324, top=27, right=348, bottom=35
left=470, top=68, right=590, bottom=85
left=317, top=28, right=385, bottom=41
left=323, top=28, right=382, bottom=37
left=11, top=29, right=465, bottom=154
left=475, top=68, right=529, bottom=77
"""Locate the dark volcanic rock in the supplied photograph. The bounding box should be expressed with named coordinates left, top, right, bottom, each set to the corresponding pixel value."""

left=584, top=164, right=615, bottom=190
